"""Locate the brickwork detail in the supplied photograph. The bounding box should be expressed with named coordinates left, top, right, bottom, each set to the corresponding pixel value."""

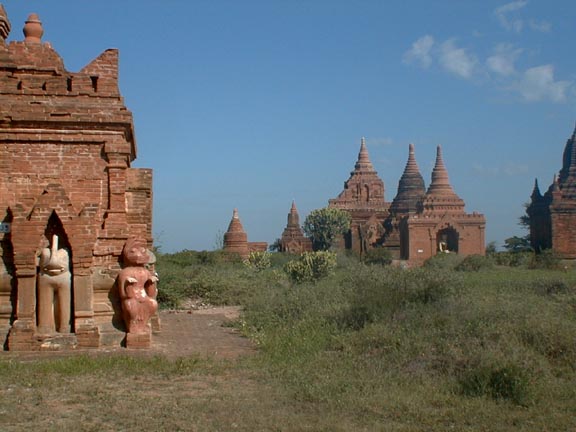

left=0, top=10, right=152, bottom=350
left=528, top=123, right=576, bottom=258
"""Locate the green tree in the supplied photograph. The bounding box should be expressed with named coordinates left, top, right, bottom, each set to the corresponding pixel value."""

left=503, top=236, right=532, bottom=253
left=303, top=207, right=351, bottom=251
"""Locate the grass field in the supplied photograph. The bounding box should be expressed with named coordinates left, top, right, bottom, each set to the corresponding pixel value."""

left=1, top=251, right=575, bottom=431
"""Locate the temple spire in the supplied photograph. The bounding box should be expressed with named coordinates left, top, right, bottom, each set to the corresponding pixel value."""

left=531, top=178, right=542, bottom=201
left=23, top=13, right=43, bottom=44
left=0, top=4, right=10, bottom=42
left=389, top=143, right=426, bottom=214
left=354, top=137, right=375, bottom=172
left=223, top=208, right=249, bottom=259
left=427, top=145, right=456, bottom=196
left=287, top=200, right=300, bottom=227
left=559, top=123, right=576, bottom=186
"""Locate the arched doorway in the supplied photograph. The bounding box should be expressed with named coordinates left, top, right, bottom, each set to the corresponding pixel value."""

left=436, top=227, right=459, bottom=253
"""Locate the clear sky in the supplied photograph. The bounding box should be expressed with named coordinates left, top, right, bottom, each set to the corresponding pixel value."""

left=3, top=1, right=576, bottom=252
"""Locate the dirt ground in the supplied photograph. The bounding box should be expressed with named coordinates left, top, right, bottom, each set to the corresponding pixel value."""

left=151, top=307, right=256, bottom=359
left=1, top=307, right=256, bottom=360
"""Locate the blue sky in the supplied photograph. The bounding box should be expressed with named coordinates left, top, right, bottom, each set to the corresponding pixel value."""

left=3, top=1, right=576, bottom=252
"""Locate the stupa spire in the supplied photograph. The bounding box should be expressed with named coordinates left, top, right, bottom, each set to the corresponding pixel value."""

left=426, top=145, right=456, bottom=196
left=287, top=200, right=300, bottom=227
left=223, top=208, right=249, bottom=259
left=354, top=137, right=375, bottom=172
left=389, top=143, right=426, bottom=214
left=531, top=178, right=542, bottom=200
left=0, top=4, right=10, bottom=42
left=559, top=123, right=576, bottom=186
left=23, top=13, right=43, bottom=44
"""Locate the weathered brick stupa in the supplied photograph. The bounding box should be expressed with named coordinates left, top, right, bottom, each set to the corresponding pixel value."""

left=383, top=143, right=426, bottom=258
left=527, top=123, right=576, bottom=258
left=403, top=146, right=485, bottom=263
left=328, top=138, right=390, bottom=253
left=0, top=9, right=153, bottom=350
left=280, top=201, right=312, bottom=254
left=223, top=209, right=267, bottom=259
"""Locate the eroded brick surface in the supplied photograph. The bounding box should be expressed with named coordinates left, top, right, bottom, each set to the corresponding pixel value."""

left=0, top=10, right=152, bottom=350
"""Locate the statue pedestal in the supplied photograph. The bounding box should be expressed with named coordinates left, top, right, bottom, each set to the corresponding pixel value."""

left=126, top=331, right=151, bottom=349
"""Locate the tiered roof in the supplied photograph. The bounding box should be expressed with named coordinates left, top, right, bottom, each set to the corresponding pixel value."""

left=329, top=138, right=388, bottom=211
left=388, top=143, right=426, bottom=215
left=420, top=146, right=465, bottom=213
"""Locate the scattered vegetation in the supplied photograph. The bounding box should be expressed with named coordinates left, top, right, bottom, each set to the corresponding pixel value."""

left=283, top=251, right=337, bottom=283
left=3, top=248, right=576, bottom=431
left=303, top=207, right=351, bottom=250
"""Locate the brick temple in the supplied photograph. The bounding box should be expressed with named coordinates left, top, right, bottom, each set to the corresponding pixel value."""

left=0, top=9, right=153, bottom=350
left=328, top=137, right=389, bottom=253
left=527, top=123, right=576, bottom=258
left=223, top=209, right=267, bottom=259
left=329, top=138, right=486, bottom=263
left=279, top=201, right=312, bottom=254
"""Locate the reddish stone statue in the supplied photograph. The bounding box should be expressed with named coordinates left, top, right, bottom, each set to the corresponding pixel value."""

left=117, top=238, right=158, bottom=342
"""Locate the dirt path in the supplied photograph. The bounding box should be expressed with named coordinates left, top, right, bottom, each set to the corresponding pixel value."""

left=151, top=307, right=256, bottom=359
left=1, top=307, right=256, bottom=360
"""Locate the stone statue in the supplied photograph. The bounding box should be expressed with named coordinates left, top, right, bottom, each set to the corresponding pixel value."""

left=37, top=235, right=71, bottom=334
left=117, top=237, right=158, bottom=335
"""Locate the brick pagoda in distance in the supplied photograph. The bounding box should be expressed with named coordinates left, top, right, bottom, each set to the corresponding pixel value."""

left=328, top=137, right=389, bottom=254
left=223, top=209, right=267, bottom=259
left=527, top=123, right=576, bottom=258
left=0, top=9, right=153, bottom=350
left=329, top=138, right=486, bottom=264
left=279, top=201, right=312, bottom=254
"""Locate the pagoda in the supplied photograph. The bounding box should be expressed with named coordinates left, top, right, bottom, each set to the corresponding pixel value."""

left=280, top=201, right=312, bottom=254
left=404, top=146, right=485, bottom=263
left=527, top=123, right=576, bottom=257
left=383, top=144, right=426, bottom=258
left=328, top=138, right=390, bottom=253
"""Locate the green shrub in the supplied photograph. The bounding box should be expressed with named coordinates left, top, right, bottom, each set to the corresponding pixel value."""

left=455, top=254, right=494, bottom=272
left=531, top=277, right=571, bottom=295
left=340, top=266, right=461, bottom=329
left=423, top=252, right=463, bottom=270
left=528, top=249, right=562, bottom=270
left=459, top=363, right=530, bottom=405
left=363, top=247, right=393, bottom=266
left=492, top=251, right=532, bottom=267
left=244, top=251, right=272, bottom=272
left=284, top=251, right=337, bottom=283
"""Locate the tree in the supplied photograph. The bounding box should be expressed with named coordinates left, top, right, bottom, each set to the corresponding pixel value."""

left=269, top=238, right=282, bottom=252
left=303, top=207, right=351, bottom=251
left=503, top=236, right=532, bottom=253
left=485, top=241, right=497, bottom=255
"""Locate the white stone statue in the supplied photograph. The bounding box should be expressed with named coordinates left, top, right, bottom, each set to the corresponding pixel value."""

left=37, top=235, right=71, bottom=334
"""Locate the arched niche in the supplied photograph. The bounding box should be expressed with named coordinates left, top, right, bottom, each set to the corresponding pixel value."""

left=436, top=227, right=459, bottom=253
left=0, top=208, right=15, bottom=348
left=36, top=211, right=74, bottom=334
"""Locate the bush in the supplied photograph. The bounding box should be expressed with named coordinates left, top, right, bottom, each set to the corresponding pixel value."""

left=492, top=251, right=532, bottom=267
left=363, top=247, right=393, bottom=266
left=528, top=249, right=562, bottom=270
left=455, top=254, right=494, bottom=272
left=531, top=277, right=571, bottom=295
left=244, top=251, right=272, bottom=272
left=459, top=363, right=530, bottom=405
left=284, top=251, right=337, bottom=284
left=423, top=252, right=463, bottom=270
left=339, top=266, right=461, bottom=329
